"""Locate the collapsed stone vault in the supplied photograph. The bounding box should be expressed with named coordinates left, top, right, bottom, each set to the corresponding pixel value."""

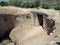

left=0, top=11, right=55, bottom=41
left=31, top=11, right=55, bottom=35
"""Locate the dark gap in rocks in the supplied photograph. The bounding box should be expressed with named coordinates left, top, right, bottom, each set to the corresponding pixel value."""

left=0, top=28, right=12, bottom=43
left=56, top=42, right=60, bottom=45
left=0, top=14, right=18, bottom=43
left=37, top=13, right=43, bottom=27
left=46, top=19, right=55, bottom=35
left=36, top=13, right=56, bottom=35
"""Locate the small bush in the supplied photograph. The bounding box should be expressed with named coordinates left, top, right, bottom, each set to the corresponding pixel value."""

left=0, top=1, right=8, bottom=6
left=17, top=1, right=40, bottom=8
left=22, top=2, right=36, bottom=8
left=22, top=2, right=32, bottom=8
left=54, top=5, right=60, bottom=10
left=34, top=0, right=40, bottom=8
left=40, top=3, right=50, bottom=9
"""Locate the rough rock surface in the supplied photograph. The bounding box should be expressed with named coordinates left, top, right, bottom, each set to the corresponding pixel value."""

left=0, top=6, right=39, bottom=39
left=9, top=7, right=60, bottom=45
left=9, top=26, right=48, bottom=45
left=0, top=6, right=60, bottom=45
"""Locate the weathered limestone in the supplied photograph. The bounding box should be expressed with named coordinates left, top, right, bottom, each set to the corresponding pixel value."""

left=9, top=26, right=47, bottom=45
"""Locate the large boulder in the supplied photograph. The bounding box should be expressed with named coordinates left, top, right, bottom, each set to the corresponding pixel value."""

left=9, top=25, right=48, bottom=45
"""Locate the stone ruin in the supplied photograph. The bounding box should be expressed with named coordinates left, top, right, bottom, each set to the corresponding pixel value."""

left=31, top=11, right=55, bottom=35
left=0, top=11, right=55, bottom=41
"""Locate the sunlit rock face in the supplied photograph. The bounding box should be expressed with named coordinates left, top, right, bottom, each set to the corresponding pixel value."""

left=9, top=26, right=47, bottom=45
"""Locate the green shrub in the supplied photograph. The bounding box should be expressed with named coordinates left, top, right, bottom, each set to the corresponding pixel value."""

left=9, top=0, right=40, bottom=8
left=22, top=2, right=36, bottom=8
left=40, top=3, right=50, bottom=9
left=22, top=2, right=31, bottom=8
left=54, top=5, right=60, bottom=10
left=34, top=0, right=40, bottom=8
left=9, top=0, right=23, bottom=7
left=0, top=1, right=8, bottom=6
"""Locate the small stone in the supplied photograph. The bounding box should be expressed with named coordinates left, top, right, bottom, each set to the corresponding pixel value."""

left=50, top=41, right=55, bottom=45
left=7, top=43, right=14, bottom=45
left=50, top=33, right=53, bottom=35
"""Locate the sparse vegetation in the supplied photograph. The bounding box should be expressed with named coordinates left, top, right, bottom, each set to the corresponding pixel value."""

left=9, top=0, right=22, bottom=6
left=21, top=1, right=40, bottom=8
left=0, top=1, right=8, bottom=6
left=9, top=0, right=40, bottom=8
left=21, top=2, right=34, bottom=8
left=34, top=0, right=40, bottom=8
left=54, top=5, right=60, bottom=10
left=40, top=3, right=50, bottom=9
left=0, top=0, right=60, bottom=10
